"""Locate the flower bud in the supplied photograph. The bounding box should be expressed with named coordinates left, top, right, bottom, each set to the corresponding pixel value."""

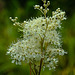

left=42, top=0, right=46, bottom=4
left=40, top=6, right=43, bottom=10
left=43, top=4, right=47, bottom=7
left=9, top=17, right=12, bottom=20
left=34, top=5, right=40, bottom=9
left=47, top=8, right=49, bottom=12
left=15, top=17, right=18, bottom=19
left=47, top=1, right=50, bottom=6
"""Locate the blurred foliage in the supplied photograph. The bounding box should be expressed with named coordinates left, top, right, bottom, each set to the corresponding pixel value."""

left=0, top=0, right=75, bottom=75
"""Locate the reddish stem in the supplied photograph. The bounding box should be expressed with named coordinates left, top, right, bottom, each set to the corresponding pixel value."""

left=30, top=62, right=31, bottom=75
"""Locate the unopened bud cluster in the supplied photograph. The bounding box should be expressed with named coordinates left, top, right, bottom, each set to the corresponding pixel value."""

left=7, top=0, right=67, bottom=71
left=34, top=0, right=50, bottom=16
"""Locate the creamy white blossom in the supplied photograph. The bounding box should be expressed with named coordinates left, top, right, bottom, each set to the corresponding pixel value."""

left=7, top=0, right=67, bottom=73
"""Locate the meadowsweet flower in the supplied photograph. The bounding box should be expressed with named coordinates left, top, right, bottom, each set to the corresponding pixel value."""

left=7, top=0, right=67, bottom=74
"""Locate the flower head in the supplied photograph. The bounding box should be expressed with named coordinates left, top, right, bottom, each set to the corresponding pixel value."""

left=7, top=0, right=67, bottom=71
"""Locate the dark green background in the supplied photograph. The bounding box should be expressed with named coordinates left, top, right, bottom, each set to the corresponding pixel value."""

left=0, top=0, right=75, bottom=75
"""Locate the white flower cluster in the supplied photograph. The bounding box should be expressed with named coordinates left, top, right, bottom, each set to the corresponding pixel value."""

left=7, top=0, right=67, bottom=71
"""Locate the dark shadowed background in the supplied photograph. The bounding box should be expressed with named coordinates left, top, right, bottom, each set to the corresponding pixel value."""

left=0, top=0, right=75, bottom=75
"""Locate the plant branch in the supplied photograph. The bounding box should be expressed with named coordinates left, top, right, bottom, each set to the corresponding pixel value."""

left=30, top=62, right=31, bottom=75
left=29, top=62, right=36, bottom=75
left=38, top=58, right=43, bottom=75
